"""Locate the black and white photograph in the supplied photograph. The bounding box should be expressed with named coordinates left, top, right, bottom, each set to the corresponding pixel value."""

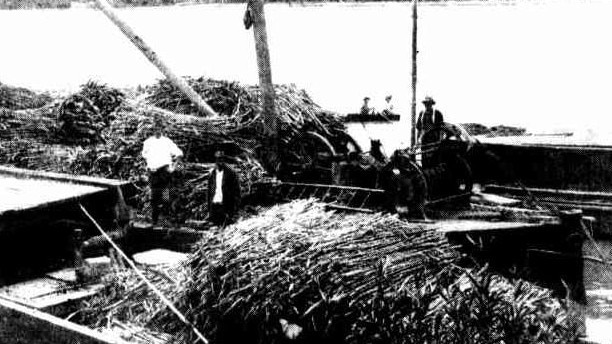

left=0, top=0, right=610, bottom=342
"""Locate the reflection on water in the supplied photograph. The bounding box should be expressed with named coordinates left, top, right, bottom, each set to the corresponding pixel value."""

left=1, top=1, right=611, bottom=141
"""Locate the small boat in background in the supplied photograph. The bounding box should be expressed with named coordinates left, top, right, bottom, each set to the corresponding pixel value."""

left=343, top=112, right=401, bottom=123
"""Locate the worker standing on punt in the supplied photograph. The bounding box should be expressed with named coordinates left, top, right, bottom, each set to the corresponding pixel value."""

left=416, top=96, right=444, bottom=167
left=142, top=118, right=183, bottom=226
left=207, top=150, right=241, bottom=227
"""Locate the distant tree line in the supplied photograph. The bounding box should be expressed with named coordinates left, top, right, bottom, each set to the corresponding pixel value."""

left=0, top=0, right=70, bottom=9
left=0, top=0, right=452, bottom=10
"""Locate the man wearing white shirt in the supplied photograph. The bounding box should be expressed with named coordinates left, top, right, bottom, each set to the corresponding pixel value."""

left=382, top=95, right=395, bottom=116
left=142, top=120, right=183, bottom=225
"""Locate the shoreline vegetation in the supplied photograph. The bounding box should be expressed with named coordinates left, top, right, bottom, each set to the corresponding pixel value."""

left=0, top=0, right=503, bottom=10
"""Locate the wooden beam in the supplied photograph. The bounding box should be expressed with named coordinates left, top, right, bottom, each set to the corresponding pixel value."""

left=484, top=184, right=612, bottom=201
left=437, top=220, right=549, bottom=234
left=92, top=0, right=218, bottom=117
left=324, top=204, right=375, bottom=213
left=410, top=0, right=418, bottom=148
left=0, top=165, right=128, bottom=188
left=0, top=296, right=129, bottom=344
left=247, top=0, right=277, bottom=136
left=280, top=182, right=386, bottom=194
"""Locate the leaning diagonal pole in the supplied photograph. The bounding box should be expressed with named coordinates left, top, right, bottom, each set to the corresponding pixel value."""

left=93, top=0, right=218, bottom=117
left=79, top=204, right=210, bottom=344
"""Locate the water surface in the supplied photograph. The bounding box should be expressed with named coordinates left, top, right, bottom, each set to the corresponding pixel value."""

left=1, top=1, right=611, bottom=148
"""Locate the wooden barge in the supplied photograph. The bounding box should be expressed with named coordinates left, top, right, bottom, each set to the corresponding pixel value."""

left=0, top=166, right=207, bottom=343
left=343, top=112, right=400, bottom=123
left=0, top=164, right=594, bottom=343
left=477, top=141, right=612, bottom=344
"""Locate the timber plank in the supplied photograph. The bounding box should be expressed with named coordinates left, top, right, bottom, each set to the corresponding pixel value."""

left=0, top=175, right=102, bottom=214
left=0, top=165, right=127, bottom=188
left=0, top=296, right=130, bottom=344
left=436, top=219, right=548, bottom=234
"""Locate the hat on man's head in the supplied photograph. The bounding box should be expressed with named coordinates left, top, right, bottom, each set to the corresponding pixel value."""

left=363, top=96, right=370, bottom=101
left=385, top=95, right=392, bottom=101
left=422, top=96, right=436, bottom=105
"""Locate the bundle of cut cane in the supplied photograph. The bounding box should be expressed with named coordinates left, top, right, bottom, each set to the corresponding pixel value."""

left=56, top=81, right=125, bottom=145
left=145, top=77, right=342, bottom=137
left=79, top=81, right=125, bottom=122
left=73, top=200, right=578, bottom=344
left=159, top=199, right=459, bottom=343
left=0, top=107, right=58, bottom=142
left=75, top=263, right=190, bottom=329
left=104, top=105, right=241, bottom=163
left=118, top=80, right=342, bottom=172
left=0, top=81, right=52, bottom=110
left=419, top=268, right=581, bottom=344
left=0, top=139, right=83, bottom=173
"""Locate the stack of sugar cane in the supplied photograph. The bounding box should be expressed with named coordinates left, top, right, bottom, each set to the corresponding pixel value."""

left=73, top=200, right=579, bottom=344
left=57, top=81, right=125, bottom=145
left=0, top=78, right=340, bottom=221
left=145, top=77, right=342, bottom=138
left=0, top=81, right=52, bottom=110
left=0, top=106, right=58, bottom=142
left=0, top=139, right=84, bottom=173
left=164, top=199, right=458, bottom=343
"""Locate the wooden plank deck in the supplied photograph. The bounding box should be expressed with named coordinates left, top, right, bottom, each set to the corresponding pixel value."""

left=0, top=175, right=103, bottom=214
left=0, top=165, right=134, bottom=218
left=0, top=296, right=130, bottom=344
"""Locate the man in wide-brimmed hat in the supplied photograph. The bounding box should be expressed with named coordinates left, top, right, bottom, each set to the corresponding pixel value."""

left=416, top=96, right=445, bottom=167
left=416, top=96, right=444, bottom=144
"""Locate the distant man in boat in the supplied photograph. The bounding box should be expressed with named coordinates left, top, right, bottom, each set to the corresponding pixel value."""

left=360, top=96, right=375, bottom=116
left=142, top=118, right=183, bottom=225
left=207, top=150, right=241, bottom=227
left=416, top=96, right=444, bottom=145
left=381, top=95, right=395, bottom=117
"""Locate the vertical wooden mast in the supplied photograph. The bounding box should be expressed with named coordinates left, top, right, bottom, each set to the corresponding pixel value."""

left=93, top=0, right=218, bottom=117
left=248, top=0, right=277, bottom=136
left=410, top=0, right=418, bottom=148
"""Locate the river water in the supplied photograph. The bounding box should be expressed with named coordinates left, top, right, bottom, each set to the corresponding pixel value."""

left=1, top=0, right=611, bottom=150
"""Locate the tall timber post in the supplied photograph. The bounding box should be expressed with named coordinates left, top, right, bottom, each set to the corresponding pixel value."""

left=410, top=0, right=418, bottom=148
left=245, top=0, right=277, bottom=137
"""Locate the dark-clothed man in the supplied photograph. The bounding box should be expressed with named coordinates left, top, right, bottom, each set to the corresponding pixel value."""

left=207, top=151, right=241, bottom=227
left=142, top=120, right=183, bottom=225
left=416, top=96, right=444, bottom=145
